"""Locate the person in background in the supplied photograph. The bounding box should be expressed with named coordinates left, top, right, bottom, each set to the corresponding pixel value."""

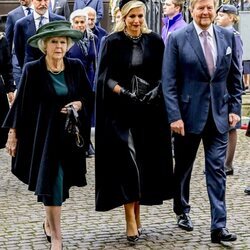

left=68, top=9, right=98, bottom=158
left=82, top=6, right=108, bottom=48
left=244, top=121, right=250, bottom=194
left=215, top=4, right=243, bottom=176
left=114, top=7, right=122, bottom=24
left=162, top=0, right=242, bottom=244
left=49, top=0, right=70, bottom=20
left=5, top=0, right=33, bottom=87
left=14, top=0, right=65, bottom=69
left=161, top=0, right=187, bottom=45
left=0, top=32, right=15, bottom=149
left=73, top=0, right=104, bottom=25
left=95, top=0, right=173, bottom=242
left=4, top=21, right=92, bottom=249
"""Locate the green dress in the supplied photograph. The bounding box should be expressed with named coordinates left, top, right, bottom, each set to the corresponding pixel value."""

left=38, top=71, right=68, bottom=206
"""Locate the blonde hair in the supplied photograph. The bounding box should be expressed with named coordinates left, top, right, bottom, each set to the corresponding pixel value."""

left=37, top=36, right=74, bottom=54
left=228, top=13, right=240, bottom=24
left=114, top=0, right=151, bottom=34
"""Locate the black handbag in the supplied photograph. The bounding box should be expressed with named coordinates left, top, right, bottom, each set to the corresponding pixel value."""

left=131, top=75, right=150, bottom=99
left=246, top=120, right=250, bottom=137
left=65, top=105, right=84, bottom=148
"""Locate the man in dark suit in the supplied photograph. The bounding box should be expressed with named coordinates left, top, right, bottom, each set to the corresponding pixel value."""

left=5, top=0, right=33, bottom=87
left=49, top=0, right=70, bottom=20
left=162, top=0, right=242, bottom=244
left=73, top=0, right=103, bottom=25
left=14, top=0, right=65, bottom=68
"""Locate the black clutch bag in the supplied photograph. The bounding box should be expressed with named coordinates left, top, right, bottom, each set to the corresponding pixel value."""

left=131, top=75, right=150, bottom=99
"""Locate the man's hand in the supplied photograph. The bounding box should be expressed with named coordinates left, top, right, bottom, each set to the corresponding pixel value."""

left=229, top=113, right=240, bottom=127
left=170, top=119, right=185, bottom=136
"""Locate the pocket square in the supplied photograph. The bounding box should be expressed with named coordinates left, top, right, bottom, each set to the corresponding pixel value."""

left=226, top=47, right=232, bottom=55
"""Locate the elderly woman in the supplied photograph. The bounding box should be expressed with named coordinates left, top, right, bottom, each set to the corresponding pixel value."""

left=95, top=0, right=174, bottom=242
left=4, top=21, right=92, bottom=250
left=68, top=9, right=98, bottom=158
left=0, top=32, right=15, bottom=148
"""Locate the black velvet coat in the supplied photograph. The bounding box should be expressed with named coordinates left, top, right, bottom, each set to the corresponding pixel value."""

left=3, top=56, right=92, bottom=196
left=95, top=31, right=174, bottom=211
left=0, top=34, right=15, bottom=148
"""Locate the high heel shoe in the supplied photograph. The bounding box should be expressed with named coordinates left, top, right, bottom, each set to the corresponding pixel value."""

left=138, top=227, right=143, bottom=236
left=127, top=235, right=139, bottom=242
left=43, top=222, right=51, bottom=243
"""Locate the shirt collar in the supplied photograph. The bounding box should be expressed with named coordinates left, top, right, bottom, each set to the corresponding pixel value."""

left=193, top=21, right=214, bottom=38
left=33, top=10, right=49, bottom=20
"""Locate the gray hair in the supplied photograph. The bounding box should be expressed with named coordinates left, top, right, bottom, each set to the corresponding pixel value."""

left=37, top=36, right=74, bottom=54
left=114, top=1, right=151, bottom=34
left=82, top=6, right=97, bottom=22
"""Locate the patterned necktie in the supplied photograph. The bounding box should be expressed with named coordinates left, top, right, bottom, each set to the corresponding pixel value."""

left=201, top=30, right=215, bottom=76
left=38, top=16, right=44, bottom=28
left=26, top=7, right=31, bottom=15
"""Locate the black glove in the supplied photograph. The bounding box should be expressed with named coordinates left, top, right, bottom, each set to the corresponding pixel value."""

left=119, top=87, right=140, bottom=104
left=141, top=85, right=161, bottom=104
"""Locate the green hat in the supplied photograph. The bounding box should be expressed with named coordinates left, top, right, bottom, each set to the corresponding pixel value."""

left=28, top=20, right=82, bottom=48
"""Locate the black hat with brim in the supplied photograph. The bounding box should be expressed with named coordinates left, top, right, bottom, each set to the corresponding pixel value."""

left=119, top=0, right=146, bottom=10
left=28, top=20, right=82, bottom=48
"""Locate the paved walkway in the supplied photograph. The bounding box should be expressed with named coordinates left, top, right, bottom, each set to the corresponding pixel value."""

left=0, top=130, right=250, bottom=249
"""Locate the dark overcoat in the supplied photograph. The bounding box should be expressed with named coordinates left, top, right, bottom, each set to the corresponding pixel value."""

left=95, top=31, right=174, bottom=211
left=0, top=34, right=15, bottom=148
left=3, top=56, right=92, bottom=196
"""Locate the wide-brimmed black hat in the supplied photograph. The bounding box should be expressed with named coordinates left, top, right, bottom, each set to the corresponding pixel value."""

left=216, top=4, right=238, bottom=15
left=119, top=0, right=146, bottom=10
left=28, top=21, right=82, bottom=48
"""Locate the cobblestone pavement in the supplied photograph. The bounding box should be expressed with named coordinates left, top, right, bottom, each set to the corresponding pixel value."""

left=0, top=130, right=250, bottom=250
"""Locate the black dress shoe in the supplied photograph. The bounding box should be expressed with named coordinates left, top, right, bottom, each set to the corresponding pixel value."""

left=177, top=213, right=193, bottom=231
left=225, top=166, right=234, bottom=175
left=127, top=235, right=139, bottom=242
left=43, top=222, right=51, bottom=243
left=244, top=186, right=250, bottom=194
left=211, top=228, right=237, bottom=243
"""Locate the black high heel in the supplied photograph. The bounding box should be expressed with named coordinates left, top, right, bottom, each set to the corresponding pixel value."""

left=127, top=235, right=139, bottom=242
left=43, top=222, right=51, bottom=243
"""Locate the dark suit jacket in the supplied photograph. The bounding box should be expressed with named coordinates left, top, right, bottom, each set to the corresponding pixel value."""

left=162, top=22, right=242, bottom=134
left=5, top=6, right=26, bottom=50
left=51, top=0, right=70, bottom=20
left=14, top=12, right=65, bottom=68
left=73, top=0, right=103, bottom=24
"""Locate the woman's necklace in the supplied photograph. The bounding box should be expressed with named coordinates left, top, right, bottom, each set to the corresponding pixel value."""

left=46, top=60, right=64, bottom=75
left=124, top=29, right=142, bottom=41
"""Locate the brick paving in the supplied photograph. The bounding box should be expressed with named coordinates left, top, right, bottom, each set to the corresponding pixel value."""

left=0, top=130, right=250, bottom=249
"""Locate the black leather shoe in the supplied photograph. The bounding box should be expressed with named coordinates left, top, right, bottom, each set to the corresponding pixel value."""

left=211, top=228, right=237, bottom=243
left=43, top=222, right=51, bottom=243
left=177, top=213, right=193, bottom=231
left=244, top=186, right=250, bottom=194
left=225, top=166, right=234, bottom=175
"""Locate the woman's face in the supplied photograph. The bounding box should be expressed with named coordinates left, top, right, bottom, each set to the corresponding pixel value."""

left=72, top=16, right=87, bottom=33
left=215, top=12, right=233, bottom=27
left=45, top=36, right=68, bottom=61
left=115, top=10, right=122, bottom=23
left=124, top=7, right=144, bottom=35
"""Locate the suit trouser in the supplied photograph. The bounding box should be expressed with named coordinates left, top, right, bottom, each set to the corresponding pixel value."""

left=173, top=116, right=228, bottom=230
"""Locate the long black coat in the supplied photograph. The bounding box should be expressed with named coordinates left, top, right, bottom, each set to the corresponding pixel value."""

left=95, top=31, right=174, bottom=211
left=3, top=56, right=92, bottom=196
left=0, top=34, right=15, bottom=148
